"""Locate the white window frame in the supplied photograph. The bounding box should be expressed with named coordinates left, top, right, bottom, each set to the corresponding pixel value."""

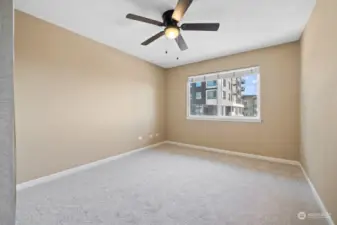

left=186, top=67, right=261, bottom=123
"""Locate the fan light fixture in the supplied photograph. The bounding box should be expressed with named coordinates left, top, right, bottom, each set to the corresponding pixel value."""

left=165, top=26, right=180, bottom=39
left=125, top=0, right=220, bottom=51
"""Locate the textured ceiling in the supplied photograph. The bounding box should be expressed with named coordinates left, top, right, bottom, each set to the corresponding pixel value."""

left=15, top=0, right=315, bottom=68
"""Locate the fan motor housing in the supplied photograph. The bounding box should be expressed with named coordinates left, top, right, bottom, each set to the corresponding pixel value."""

left=162, top=10, right=178, bottom=27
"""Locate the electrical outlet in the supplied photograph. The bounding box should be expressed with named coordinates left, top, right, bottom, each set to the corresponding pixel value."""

left=138, top=136, right=143, bottom=140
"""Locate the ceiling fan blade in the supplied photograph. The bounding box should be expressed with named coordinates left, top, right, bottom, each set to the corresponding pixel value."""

left=126, top=14, right=164, bottom=27
left=176, top=34, right=188, bottom=51
left=181, top=23, right=220, bottom=31
left=172, top=0, right=194, bottom=22
left=141, top=31, right=165, bottom=46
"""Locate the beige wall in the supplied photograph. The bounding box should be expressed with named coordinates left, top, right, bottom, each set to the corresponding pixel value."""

left=166, top=42, right=300, bottom=160
left=300, top=0, right=337, bottom=223
left=14, top=11, right=166, bottom=183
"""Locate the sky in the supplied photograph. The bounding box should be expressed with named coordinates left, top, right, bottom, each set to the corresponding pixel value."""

left=243, top=74, right=257, bottom=96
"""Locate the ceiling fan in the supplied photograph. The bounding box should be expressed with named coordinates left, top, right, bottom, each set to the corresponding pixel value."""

left=125, top=0, right=220, bottom=51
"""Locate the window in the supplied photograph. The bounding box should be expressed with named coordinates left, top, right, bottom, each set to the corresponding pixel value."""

left=222, top=91, right=226, bottom=99
left=187, top=66, right=261, bottom=122
left=206, top=90, right=217, bottom=99
left=206, top=80, right=217, bottom=88
left=196, top=92, right=202, bottom=100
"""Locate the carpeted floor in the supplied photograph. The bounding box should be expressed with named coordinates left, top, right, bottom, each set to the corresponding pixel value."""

left=16, top=144, right=329, bottom=225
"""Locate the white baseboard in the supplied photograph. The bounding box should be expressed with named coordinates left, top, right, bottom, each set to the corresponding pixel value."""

left=164, top=140, right=334, bottom=225
left=164, top=141, right=300, bottom=166
left=299, top=165, right=335, bottom=225
left=16, top=141, right=165, bottom=191
left=16, top=140, right=334, bottom=225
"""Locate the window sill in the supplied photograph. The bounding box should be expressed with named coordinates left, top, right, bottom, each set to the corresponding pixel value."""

left=187, top=116, right=262, bottom=123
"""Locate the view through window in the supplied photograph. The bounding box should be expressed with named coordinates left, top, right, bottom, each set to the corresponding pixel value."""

left=187, top=67, right=260, bottom=121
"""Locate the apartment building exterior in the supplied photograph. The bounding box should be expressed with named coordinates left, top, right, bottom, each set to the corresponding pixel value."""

left=190, top=80, right=218, bottom=116
left=190, top=77, right=245, bottom=116
left=242, top=95, right=258, bottom=117
left=221, top=77, right=245, bottom=116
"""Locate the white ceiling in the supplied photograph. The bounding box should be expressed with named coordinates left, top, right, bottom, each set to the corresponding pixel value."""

left=15, top=0, right=315, bottom=68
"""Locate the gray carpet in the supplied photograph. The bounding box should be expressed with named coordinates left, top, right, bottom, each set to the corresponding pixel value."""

left=16, top=144, right=328, bottom=225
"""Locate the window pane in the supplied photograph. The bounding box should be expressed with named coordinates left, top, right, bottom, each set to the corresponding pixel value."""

left=220, top=74, right=258, bottom=117
left=188, top=68, right=260, bottom=120
left=242, top=74, right=258, bottom=117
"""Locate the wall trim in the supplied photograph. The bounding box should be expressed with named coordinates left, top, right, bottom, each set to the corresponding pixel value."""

left=165, top=140, right=334, bottom=225
left=16, top=142, right=165, bottom=191
left=16, top=140, right=334, bottom=225
left=299, top=165, right=335, bottom=225
left=165, top=141, right=300, bottom=166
